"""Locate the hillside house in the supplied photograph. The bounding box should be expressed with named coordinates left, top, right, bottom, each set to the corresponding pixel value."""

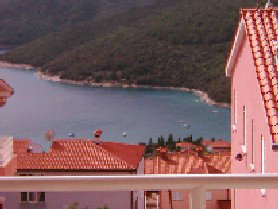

left=225, top=6, right=278, bottom=209
left=0, top=137, right=145, bottom=209
left=144, top=152, right=231, bottom=209
left=202, top=140, right=231, bottom=153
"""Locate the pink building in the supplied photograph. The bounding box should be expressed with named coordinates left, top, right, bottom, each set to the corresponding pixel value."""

left=0, top=137, right=145, bottom=209
left=202, top=140, right=231, bottom=154
left=144, top=152, right=231, bottom=209
left=225, top=7, right=278, bottom=209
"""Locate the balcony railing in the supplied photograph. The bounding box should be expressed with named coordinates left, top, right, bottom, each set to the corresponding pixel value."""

left=0, top=174, right=277, bottom=209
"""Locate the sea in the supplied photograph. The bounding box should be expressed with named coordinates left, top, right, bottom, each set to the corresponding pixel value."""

left=0, top=67, right=230, bottom=150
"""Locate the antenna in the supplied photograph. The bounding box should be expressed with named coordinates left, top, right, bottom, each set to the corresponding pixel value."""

left=45, top=130, right=55, bottom=141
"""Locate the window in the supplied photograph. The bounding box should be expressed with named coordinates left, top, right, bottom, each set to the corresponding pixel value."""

left=234, top=90, right=238, bottom=125
left=205, top=191, right=212, bottom=201
left=243, top=106, right=247, bottom=145
left=172, top=192, right=183, bottom=201
left=19, top=173, right=45, bottom=203
left=37, top=192, right=45, bottom=202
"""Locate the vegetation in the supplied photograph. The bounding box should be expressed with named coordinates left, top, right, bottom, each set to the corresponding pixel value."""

left=145, top=133, right=208, bottom=154
left=67, top=202, right=88, bottom=209
left=0, top=0, right=153, bottom=45
left=1, top=0, right=273, bottom=103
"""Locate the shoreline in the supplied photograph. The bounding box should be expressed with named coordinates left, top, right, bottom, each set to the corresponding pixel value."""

left=0, top=61, right=230, bottom=108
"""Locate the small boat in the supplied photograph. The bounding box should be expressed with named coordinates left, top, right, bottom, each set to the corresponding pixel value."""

left=68, top=133, right=75, bottom=137
left=212, top=110, right=219, bottom=113
left=123, top=132, right=127, bottom=137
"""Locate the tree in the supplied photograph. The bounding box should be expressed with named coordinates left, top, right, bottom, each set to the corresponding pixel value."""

left=193, top=137, right=203, bottom=145
left=183, top=135, right=193, bottom=142
left=148, top=138, right=153, bottom=146
left=157, top=135, right=165, bottom=147
left=167, top=133, right=176, bottom=151
left=111, top=71, right=118, bottom=81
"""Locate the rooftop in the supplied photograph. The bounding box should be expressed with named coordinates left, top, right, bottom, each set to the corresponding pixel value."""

left=13, top=139, right=145, bottom=172
left=144, top=152, right=230, bottom=174
left=225, top=8, right=278, bottom=143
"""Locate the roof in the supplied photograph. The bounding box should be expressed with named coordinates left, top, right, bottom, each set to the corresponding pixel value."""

left=176, top=142, right=196, bottom=147
left=0, top=79, right=14, bottom=107
left=144, top=153, right=230, bottom=174
left=225, top=8, right=278, bottom=143
left=203, top=154, right=231, bottom=174
left=13, top=139, right=145, bottom=172
left=202, top=140, right=231, bottom=148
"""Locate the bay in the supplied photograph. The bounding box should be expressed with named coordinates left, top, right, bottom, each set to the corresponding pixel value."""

left=0, top=67, right=230, bottom=149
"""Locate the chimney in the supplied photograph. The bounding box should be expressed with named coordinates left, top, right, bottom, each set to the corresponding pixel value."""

left=266, top=0, right=273, bottom=8
left=94, top=129, right=103, bottom=144
left=27, top=145, right=33, bottom=153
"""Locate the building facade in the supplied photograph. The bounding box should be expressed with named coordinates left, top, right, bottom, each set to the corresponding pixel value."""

left=226, top=7, right=278, bottom=209
left=144, top=152, right=231, bottom=209
left=0, top=138, right=145, bottom=209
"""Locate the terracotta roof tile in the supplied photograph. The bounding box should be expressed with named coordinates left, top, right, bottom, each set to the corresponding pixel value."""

left=144, top=153, right=230, bottom=174
left=13, top=139, right=145, bottom=172
left=202, top=140, right=231, bottom=148
left=226, top=8, right=278, bottom=143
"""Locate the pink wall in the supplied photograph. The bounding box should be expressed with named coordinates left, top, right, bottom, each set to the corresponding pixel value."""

left=0, top=191, right=131, bottom=209
left=231, top=35, right=278, bottom=209
left=0, top=157, right=145, bottom=209
left=159, top=189, right=229, bottom=209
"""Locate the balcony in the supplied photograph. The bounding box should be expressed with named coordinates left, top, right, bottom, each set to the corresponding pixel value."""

left=0, top=174, right=277, bottom=209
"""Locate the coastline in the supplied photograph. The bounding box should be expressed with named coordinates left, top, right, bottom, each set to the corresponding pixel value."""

left=0, top=61, right=230, bottom=108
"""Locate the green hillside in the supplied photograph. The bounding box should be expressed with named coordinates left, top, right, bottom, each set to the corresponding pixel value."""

left=0, top=0, right=263, bottom=103
left=0, top=0, right=153, bottom=45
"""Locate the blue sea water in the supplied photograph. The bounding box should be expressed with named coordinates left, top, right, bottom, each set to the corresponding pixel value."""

left=0, top=67, right=230, bottom=149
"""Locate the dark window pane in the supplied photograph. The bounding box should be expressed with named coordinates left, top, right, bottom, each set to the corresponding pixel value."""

left=21, top=192, right=27, bottom=202
left=37, top=192, right=45, bottom=202
left=29, top=192, right=36, bottom=202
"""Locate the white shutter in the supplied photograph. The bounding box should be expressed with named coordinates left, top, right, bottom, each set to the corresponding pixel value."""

left=261, top=136, right=265, bottom=174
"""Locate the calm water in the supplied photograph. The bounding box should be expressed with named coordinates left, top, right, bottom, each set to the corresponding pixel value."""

left=0, top=67, right=230, bottom=149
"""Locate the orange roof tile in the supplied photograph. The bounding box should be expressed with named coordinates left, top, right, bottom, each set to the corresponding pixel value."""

left=144, top=153, right=230, bottom=174
left=0, top=79, right=14, bottom=107
left=13, top=139, right=145, bottom=172
left=226, top=8, right=278, bottom=143
left=202, top=140, right=231, bottom=148
left=203, top=154, right=231, bottom=174
left=176, top=142, right=196, bottom=147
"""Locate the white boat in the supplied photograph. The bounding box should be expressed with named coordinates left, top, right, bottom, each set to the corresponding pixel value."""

left=68, top=133, right=75, bottom=137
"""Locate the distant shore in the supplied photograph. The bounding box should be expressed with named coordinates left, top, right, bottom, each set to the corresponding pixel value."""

left=0, top=61, right=230, bottom=108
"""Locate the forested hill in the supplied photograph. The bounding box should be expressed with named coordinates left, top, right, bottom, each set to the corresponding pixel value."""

left=0, top=0, right=264, bottom=103
left=0, top=0, right=153, bottom=45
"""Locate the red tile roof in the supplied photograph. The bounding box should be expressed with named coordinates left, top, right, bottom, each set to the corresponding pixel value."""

left=203, top=154, right=231, bottom=174
left=225, top=8, right=278, bottom=143
left=202, top=140, right=231, bottom=148
left=144, top=153, right=230, bottom=174
left=0, top=79, right=14, bottom=107
left=13, top=139, right=145, bottom=172
left=176, top=142, right=196, bottom=147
